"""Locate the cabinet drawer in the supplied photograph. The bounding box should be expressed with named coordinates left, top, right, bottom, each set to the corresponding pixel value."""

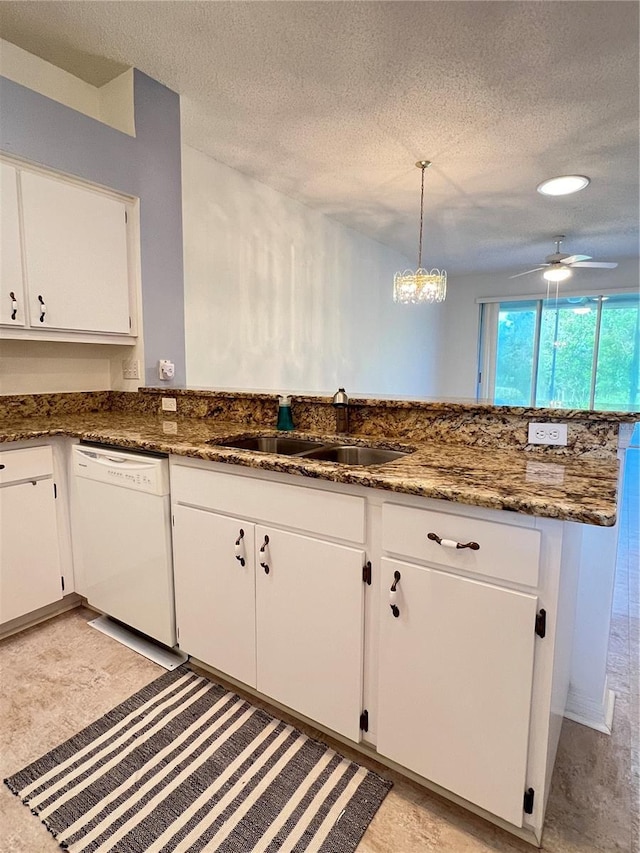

left=382, top=503, right=540, bottom=586
left=171, top=465, right=365, bottom=543
left=0, top=445, right=53, bottom=485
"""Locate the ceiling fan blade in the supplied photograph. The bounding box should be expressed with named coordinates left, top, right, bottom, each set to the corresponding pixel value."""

left=563, top=254, right=591, bottom=265
left=509, top=267, right=546, bottom=279
left=570, top=261, right=618, bottom=269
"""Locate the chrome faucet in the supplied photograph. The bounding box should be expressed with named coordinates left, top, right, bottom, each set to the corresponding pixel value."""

left=332, top=387, right=349, bottom=434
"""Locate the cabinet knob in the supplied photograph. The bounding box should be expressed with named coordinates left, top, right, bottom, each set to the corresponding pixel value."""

left=38, top=294, right=46, bottom=323
left=9, top=292, right=17, bottom=321
left=389, top=570, right=401, bottom=617
left=234, top=528, right=245, bottom=567
left=427, top=532, right=480, bottom=551
left=259, top=534, right=270, bottom=574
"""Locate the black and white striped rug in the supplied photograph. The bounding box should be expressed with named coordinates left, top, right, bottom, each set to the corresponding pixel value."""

left=5, top=667, right=391, bottom=852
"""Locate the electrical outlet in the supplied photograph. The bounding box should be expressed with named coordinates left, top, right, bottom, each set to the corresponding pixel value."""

left=158, top=359, right=175, bottom=381
left=528, top=422, right=568, bottom=446
left=161, top=397, right=177, bottom=412
left=121, top=359, right=140, bottom=380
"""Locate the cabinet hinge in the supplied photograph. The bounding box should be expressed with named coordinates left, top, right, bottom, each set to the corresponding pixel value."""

left=61, top=576, right=65, bottom=592
left=125, top=210, right=128, bottom=223
left=523, top=787, right=535, bottom=814
left=359, top=709, right=369, bottom=732
left=129, top=316, right=132, bottom=329
left=172, top=514, right=175, bottom=527
left=362, top=561, right=372, bottom=585
left=53, top=482, right=57, bottom=499
left=535, top=609, right=546, bottom=638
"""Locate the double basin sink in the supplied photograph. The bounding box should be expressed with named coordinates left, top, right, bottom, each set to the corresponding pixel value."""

left=209, top=435, right=409, bottom=467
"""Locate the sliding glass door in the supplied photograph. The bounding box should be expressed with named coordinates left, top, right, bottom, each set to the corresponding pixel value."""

left=480, top=293, right=640, bottom=411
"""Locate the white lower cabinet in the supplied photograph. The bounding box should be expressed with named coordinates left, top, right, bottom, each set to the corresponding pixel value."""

left=170, top=459, right=580, bottom=844
left=171, top=463, right=367, bottom=741
left=255, top=526, right=365, bottom=741
left=377, top=557, right=538, bottom=827
left=0, top=446, right=62, bottom=624
left=172, top=505, right=257, bottom=687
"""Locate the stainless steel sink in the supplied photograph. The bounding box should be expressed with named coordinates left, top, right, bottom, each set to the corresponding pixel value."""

left=300, top=445, right=408, bottom=466
left=211, top=436, right=327, bottom=455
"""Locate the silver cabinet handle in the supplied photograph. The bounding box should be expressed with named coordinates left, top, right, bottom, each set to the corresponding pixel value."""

left=9, top=292, right=17, bottom=321
left=38, top=294, right=46, bottom=323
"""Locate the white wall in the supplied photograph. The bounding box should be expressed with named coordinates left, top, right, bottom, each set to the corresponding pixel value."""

left=182, top=145, right=443, bottom=397
left=0, top=40, right=135, bottom=136
left=0, top=341, right=110, bottom=394
left=434, top=258, right=640, bottom=398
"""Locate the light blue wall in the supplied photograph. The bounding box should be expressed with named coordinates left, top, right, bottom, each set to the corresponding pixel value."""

left=0, top=70, right=185, bottom=386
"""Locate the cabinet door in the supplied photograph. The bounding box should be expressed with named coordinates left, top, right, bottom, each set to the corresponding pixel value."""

left=256, top=526, right=365, bottom=741
left=0, top=163, right=26, bottom=327
left=377, top=558, right=537, bottom=827
left=0, top=479, right=62, bottom=623
left=21, top=170, right=130, bottom=334
left=173, top=505, right=257, bottom=687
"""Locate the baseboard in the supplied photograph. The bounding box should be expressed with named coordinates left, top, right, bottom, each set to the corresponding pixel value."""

left=0, top=594, right=84, bottom=642
left=564, top=679, right=616, bottom=734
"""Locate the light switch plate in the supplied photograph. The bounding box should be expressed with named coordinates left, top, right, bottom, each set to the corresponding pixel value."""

left=161, top=397, right=177, bottom=412
left=122, top=359, right=140, bottom=380
left=528, top=422, right=568, bottom=445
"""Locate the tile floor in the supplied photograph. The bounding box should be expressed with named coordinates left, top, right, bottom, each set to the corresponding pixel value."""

left=1, top=449, right=638, bottom=853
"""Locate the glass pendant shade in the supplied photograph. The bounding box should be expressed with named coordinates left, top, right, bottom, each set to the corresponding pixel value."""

left=393, top=269, right=447, bottom=303
left=394, top=160, right=446, bottom=304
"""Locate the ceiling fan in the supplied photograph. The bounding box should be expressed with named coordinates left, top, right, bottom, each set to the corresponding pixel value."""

left=510, top=235, right=618, bottom=281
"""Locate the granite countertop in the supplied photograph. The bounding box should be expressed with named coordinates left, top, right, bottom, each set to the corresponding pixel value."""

left=0, top=409, right=621, bottom=527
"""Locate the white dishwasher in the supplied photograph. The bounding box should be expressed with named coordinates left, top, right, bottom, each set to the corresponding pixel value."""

left=72, top=443, right=176, bottom=648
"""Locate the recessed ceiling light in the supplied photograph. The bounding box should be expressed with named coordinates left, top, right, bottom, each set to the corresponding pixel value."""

left=537, top=175, right=591, bottom=196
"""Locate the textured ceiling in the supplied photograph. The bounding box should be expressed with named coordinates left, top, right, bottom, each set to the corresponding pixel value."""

left=1, top=1, right=638, bottom=275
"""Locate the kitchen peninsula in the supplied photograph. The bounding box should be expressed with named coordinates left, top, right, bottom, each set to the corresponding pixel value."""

left=0, top=388, right=636, bottom=846
left=0, top=387, right=629, bottom=524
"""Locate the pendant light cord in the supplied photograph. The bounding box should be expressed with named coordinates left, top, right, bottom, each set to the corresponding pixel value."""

left=418, top=164, right=425, bottom=269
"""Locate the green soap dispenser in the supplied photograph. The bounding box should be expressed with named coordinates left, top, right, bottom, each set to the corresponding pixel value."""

left=276, top=395, right=294, bottom=430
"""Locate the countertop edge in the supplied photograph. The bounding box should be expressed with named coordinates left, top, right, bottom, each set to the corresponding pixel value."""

left=0, top=423, right=618, bottom=527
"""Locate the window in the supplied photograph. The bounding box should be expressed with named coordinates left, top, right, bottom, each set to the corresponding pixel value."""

left=479, top=293, right=640, bottom=411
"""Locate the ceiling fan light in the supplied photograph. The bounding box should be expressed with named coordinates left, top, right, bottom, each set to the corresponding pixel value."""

left=537, top=175, right=591, bottom=196
left=543, top=266, right=572, bottom=282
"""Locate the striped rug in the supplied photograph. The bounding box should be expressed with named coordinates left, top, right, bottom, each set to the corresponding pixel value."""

left=4, top=667, right=391, bottom=852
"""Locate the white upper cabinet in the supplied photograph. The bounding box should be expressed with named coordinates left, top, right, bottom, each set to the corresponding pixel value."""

left=0, top=158, right=136, bottom=341
left=0, top=163, right=26, bottom=327
left=20, top=170, right=131, bottom=335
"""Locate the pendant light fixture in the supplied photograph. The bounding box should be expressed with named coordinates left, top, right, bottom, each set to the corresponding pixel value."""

left=393, top=160, right=447, bottom=304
